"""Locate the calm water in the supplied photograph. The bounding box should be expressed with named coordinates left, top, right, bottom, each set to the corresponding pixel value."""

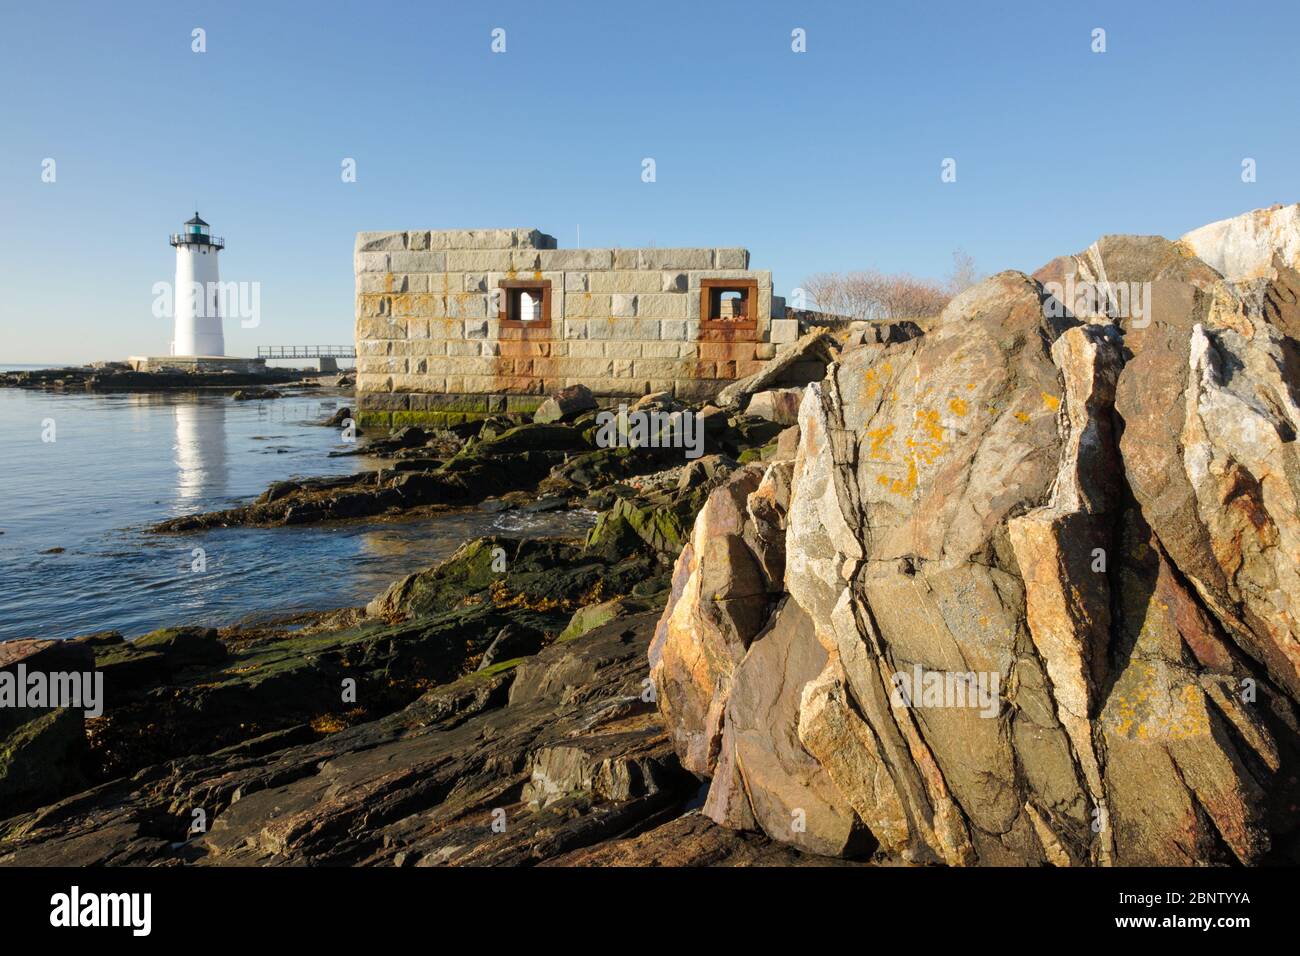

left=0, top=380, right=592, bottom=641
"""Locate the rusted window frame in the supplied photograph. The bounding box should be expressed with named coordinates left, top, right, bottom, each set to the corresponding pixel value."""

left=699, top=278, right=758, bottom=330
left=498, top=279, right=552, bottom=329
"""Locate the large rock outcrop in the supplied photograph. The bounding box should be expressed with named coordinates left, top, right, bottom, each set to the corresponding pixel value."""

left=651, top=205, right=1300, bottom=866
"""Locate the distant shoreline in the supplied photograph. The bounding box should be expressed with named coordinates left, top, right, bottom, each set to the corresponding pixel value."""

left=2, top=363, right=329, bottom=393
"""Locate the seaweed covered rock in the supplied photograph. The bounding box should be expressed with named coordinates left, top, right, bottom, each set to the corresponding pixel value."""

left=0, top=612, right=698, bottom=867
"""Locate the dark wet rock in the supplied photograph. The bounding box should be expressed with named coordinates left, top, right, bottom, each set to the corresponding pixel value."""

left=582, top=464, right=736, bottom=564
left=258, top=480, right=300, bottom=504
left=0, top=612, right=700, bottom=867
left=0, top=639, right=96, bottom=814
left=585, top=496, right=690, bottom=560
left=471, top=422, right=592, bottom=455
left=390, top=457, right=443, bottom=471
left=630, top=576, right=670, bottom=597
left=390, top=425, right=433, bottom=447
left=2, top=397, right=750, bottom=829
left=153, top=451, right=548, bottom=531
left=677, top=454, right=738, bottom=491
left=366, top=536, right=657, bottom=627
left=128, top=626, right=227, bottom=667
left=546, top=446, right=644, bottom=490
left=72, top=630, right=126, bottom=648
left=724, top=414, right=785, bottom=452
left=557, top=596, right=659, bottom=643
left=0, top=709, right=89, bottom=815
left=231, top=387, right=284, bottom=401
left=477, top=625, right=544, bottom=671
left=546, top=809, right=870, bottom=866
left=519, top=494, right=568, bottom=513
left=322, top=405, right=356, bottom=428
left=477, top=414, right=528, bottom=440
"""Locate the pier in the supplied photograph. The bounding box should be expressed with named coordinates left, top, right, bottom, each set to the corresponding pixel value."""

left=257, top=345, right=356, bottom=372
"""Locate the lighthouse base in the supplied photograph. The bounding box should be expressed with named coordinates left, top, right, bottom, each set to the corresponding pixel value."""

left=126, top=355, right=271, bottom=375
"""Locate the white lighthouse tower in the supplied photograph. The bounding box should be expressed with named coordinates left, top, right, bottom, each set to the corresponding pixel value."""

left=170, top=212, right=225, bottom=356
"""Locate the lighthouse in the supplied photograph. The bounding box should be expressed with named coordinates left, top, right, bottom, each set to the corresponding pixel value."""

left=169, top=212, right=226, bottom=356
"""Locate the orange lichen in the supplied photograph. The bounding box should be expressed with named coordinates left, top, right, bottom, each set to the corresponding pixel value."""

left=310, top=714, right=348, bottom=734
left=865, top=424, right=895, bottom=461
left=863, top=368, right=884, bottom=398
left=1105, top=663, right=1212, bottom=741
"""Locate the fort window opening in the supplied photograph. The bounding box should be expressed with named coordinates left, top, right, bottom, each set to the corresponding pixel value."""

left=499, top=279, right=552, bottom=328
left=700, top=278, right=758, bottom=328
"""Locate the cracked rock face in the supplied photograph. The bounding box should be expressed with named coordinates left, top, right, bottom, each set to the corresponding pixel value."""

left=651, top=205, right=1300, bottom=865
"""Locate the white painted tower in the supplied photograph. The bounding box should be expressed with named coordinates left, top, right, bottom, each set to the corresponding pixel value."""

left=169, top=212, right=226, bottom=356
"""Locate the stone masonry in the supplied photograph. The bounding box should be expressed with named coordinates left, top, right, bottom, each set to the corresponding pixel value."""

left=354, top=228, right=796, bottom=427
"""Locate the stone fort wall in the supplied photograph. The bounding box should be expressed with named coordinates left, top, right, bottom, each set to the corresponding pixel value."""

left=353, top=228, right=797, bottom=427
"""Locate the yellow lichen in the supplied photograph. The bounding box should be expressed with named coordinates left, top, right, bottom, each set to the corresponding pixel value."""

left=865, top=424, right=895, bottom=460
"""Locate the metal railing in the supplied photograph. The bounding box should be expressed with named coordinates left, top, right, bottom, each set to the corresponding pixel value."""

left=169, top=233, right=225, bottom=248
left=257, top=346, right=357, bottom=358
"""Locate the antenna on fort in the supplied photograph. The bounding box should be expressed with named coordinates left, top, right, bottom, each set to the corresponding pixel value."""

left=576, top=224, right=581, bottom=248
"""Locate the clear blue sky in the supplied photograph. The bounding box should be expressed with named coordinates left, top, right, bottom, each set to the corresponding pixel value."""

left=2, top=0, right=1297, bottom=364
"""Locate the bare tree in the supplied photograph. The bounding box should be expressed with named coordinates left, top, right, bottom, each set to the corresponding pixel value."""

left=802, top=269, right=948, bottom=321
left=945, top=249, right=980, bottom=296
left=803, top=250, right=981, bottom=322
left=801, top=272, right=846, bottom=317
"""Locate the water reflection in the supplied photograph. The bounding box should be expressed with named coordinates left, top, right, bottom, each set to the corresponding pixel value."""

left=0, top=386, right=601, bottom=640
left=173, top=401, right=228, bottom=500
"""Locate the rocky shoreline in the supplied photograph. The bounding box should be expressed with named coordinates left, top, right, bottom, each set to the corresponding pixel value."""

left=0, top=379, right=822, bottom=864
left=1, top=363, right=325, bottom=393
left=150, top=389, right=786, bottom=532
left=6, top=205, right=1300, bottom=867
